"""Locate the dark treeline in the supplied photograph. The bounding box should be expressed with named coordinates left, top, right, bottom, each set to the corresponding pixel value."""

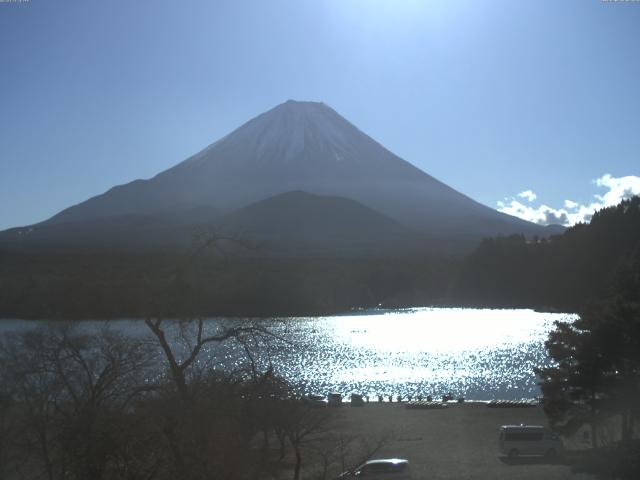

left=1, top=197, right=639, bottom=319
left=452, top=196, right=640, bottom=311
left=0, top=251, right=458, bottom=319
left=535, top=230, right=640, bottom=479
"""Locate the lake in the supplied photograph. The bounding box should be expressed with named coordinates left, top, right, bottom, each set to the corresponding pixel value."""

left=0, top=308, right=576, bottom=401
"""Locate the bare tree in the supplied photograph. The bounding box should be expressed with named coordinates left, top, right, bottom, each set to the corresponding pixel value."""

left=306, top=430, right=394, bottom=480
left=144, top=317, right=279, bottom=399
left=0, top=323, right=157, bottom=480
left=276, top=400, right=335, bottom=480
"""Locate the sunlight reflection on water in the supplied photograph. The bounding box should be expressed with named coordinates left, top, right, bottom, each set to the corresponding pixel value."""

left=260, top=308, right=576, bottom=400
left=0, top=308, right=576, bottom=400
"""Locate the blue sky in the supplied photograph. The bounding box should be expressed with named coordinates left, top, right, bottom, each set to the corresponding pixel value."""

left=1, top=0, right=639, bottom=230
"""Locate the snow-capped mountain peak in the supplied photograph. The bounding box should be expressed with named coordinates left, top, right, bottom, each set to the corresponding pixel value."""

left=183, top=100, right=384, bottom=168
left=42, top=100, right=550, bottom=242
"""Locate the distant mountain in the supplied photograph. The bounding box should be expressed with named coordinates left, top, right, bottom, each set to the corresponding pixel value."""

left=3, top=100, right=558, bottom=253
left=217, top=191, right=423, bottom=256
left=0, top=191, right=423, bottom=256
left=0, top=207, right=220, bottom=253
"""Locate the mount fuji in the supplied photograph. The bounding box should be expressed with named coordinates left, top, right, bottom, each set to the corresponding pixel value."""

left=2, top=100, right=558, bottom=254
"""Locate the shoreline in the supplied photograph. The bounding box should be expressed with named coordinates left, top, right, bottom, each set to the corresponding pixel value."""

left=0, top=304, right=578, bottom=322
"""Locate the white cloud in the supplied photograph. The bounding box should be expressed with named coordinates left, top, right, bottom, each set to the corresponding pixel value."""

left=517, top=190, right=537, bottom=202
left=594, top=174, right=640, bottom=205
left=497, top=174, right=640, bottom=226
left=497, top=199, right=569, bottom=226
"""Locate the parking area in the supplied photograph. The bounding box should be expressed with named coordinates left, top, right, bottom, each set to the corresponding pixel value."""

left=327, top=402, right=593, bottom=480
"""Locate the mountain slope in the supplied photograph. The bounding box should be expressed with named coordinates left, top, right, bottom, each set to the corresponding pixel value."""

left=0, top=206, right=220, bottom=253
left=0, top=192, right=422, bottom=256
left=217, top=190, right=423, bottom=256
left=43, top=100, right=551, bottom=242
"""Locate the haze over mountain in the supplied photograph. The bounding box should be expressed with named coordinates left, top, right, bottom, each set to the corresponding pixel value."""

left=218, top=191, right=424, bottom=256
left=2, top=100, right=560, bottom=254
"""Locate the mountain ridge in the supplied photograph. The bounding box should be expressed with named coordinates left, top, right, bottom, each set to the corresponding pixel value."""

left=0, top=191, right=426, bottom=256
left=217, top=190, right=424, bottom=256
left=8, top=100, right=559, bottom=252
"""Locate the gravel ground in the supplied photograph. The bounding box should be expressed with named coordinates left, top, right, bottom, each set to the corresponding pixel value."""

left=320, top=402, right=594, bottom=480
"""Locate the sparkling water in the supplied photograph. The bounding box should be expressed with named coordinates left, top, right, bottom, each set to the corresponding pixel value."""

left=0, top=308, right=576, bottom=400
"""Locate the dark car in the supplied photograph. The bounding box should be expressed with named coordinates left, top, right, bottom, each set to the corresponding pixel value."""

left=338, top=458, right=411, bottom=479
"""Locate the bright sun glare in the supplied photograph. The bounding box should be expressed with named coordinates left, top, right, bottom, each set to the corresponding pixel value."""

left=331, top=308, right=564, bottom=353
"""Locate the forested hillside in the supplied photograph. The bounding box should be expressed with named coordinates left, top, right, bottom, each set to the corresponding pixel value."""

left=1, top=198, right=638, bottom=319
left=0, top=250, right=457, bottom=319
left=451, top=196, right=640, bottom=310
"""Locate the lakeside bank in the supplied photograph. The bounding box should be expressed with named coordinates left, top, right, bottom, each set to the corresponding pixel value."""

left=291, top=402, right=594, bottom=480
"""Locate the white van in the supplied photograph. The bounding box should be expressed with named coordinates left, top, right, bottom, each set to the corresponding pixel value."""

left=498, top=425, right=563, bottom=458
